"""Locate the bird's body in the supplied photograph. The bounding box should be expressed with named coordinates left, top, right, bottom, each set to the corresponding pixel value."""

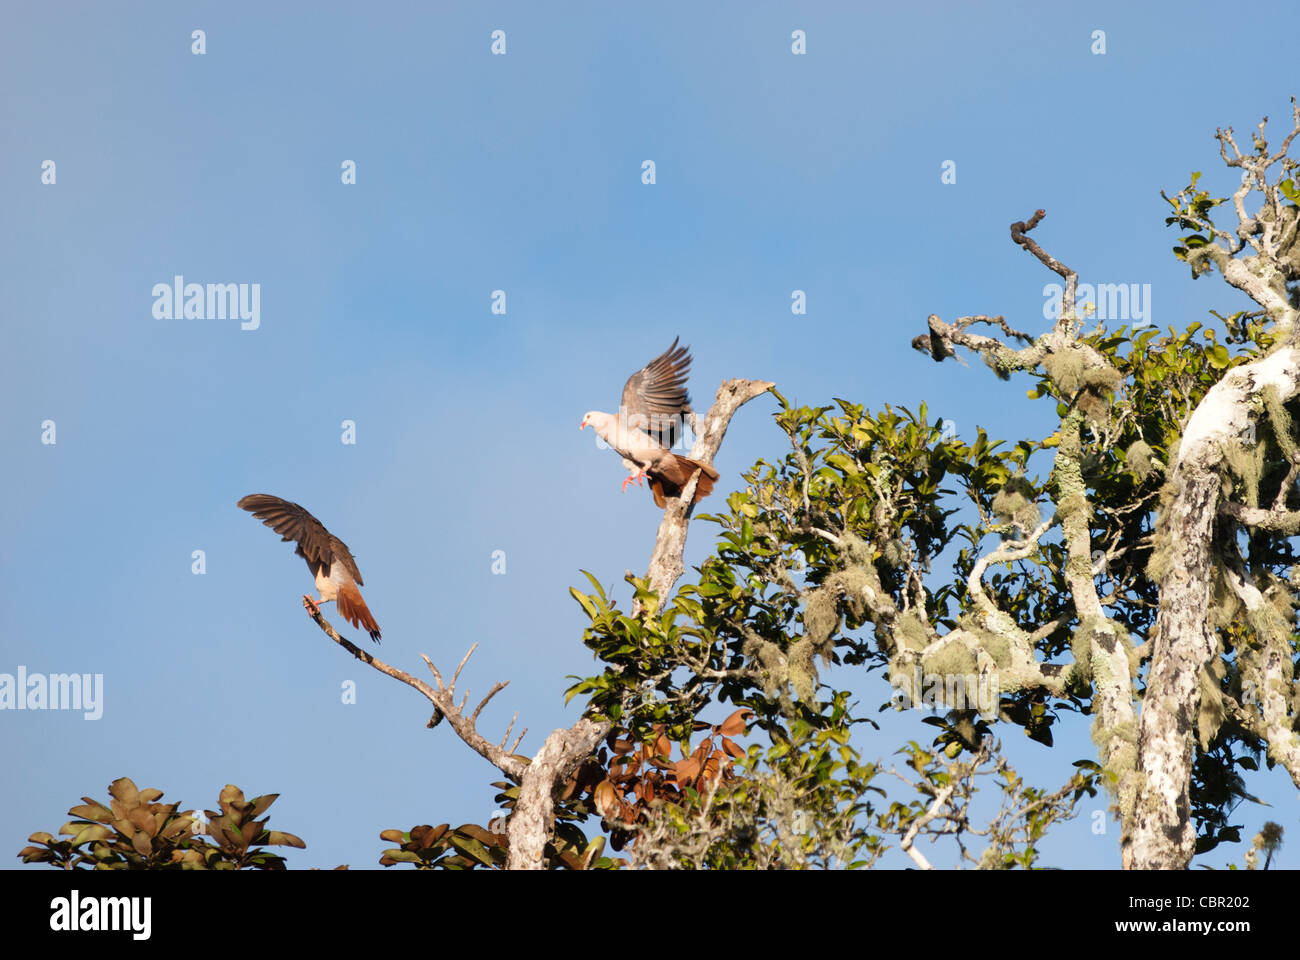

left=312, top=562, right=351, bottom=607
left=237, top=493, right=382, bottom=642
left=580, top=338, right=719, bottom=508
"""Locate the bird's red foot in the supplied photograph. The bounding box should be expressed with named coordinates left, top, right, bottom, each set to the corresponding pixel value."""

left=621, top=471, right=648, bottom=492
left=303, top=595, right=320, bottom=615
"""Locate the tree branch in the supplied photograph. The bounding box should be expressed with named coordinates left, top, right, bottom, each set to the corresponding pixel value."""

left=640, top=378, right=777, bottom=606
left=1011, top=209, right=1078, bottom=329
left=509, top=376, right=774, bottom=868
left=301, top=599, right=526, bottom=779
left=1126, top=345, right=1300, bottom=869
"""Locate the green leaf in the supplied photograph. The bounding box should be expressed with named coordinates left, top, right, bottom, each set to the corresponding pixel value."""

left=382, top=849, right=421, bottom=863
left=450, top=834, right=495, bottom=867
left=569, top=587, right=598, bottom=619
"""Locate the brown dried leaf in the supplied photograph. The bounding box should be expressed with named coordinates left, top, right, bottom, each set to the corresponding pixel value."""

left=265, top=830, right=305, bottom=848
left=674, top=757, right=700, bottom=784
left=131, top=831, right=153, bottom=857
left=128, top=808, right=156, bottom=835
left=409, top=824, right=443, bottom=849
left=717, top=708, right=754, bottom=736
left=109, top=778, right=140, bottom=805
left=594, top=780, right=618, bottom=819
left=457, top=823, right=500, bottom=847
left=160, top=818, right=193, bottom=840
left=247, top=793, right=279, bottom=820
left=69, top=803, right=112, bottom=823
left=702, top=756, right=720, bottom=783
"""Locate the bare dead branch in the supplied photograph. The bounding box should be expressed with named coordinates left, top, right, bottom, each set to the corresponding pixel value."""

left=471, top=682, right=510, bottom=724
left=499, top=712, right=518, bottom=749
left=1011, top=209, right=1078, bottom=325
left=450, top=643, right=477, bottom=691
left=300, top=596, right=525, bottom=779
left=639, top=378, right=777, bottom=608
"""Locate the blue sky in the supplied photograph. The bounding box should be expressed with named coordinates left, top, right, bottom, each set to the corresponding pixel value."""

left=2, top=1, right=1297, bottom=870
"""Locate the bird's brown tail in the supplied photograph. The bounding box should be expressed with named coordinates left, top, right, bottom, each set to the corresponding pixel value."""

left=650, top=455, right=720, bottom=508
left=338, top=582, right=382, bottom=643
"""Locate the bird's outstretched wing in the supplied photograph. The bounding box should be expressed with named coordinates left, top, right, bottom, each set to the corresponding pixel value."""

left=236, top=494, right=365, bottom=585
left=619, top=337, right=693, bottom=449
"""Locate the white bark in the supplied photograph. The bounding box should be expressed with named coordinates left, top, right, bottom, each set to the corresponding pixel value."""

left=1124, top=345, right=1300, bottom=869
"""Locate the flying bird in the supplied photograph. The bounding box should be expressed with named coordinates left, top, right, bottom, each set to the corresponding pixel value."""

left=580, top=337, right=720, bottom=508
left=237, top=494, right=382, bottom=643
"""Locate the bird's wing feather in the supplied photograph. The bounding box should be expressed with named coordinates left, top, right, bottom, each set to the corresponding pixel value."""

left=619, top=337, right=692, bottom=448
left=327, top=535, right=364, bottom=585
left=237, top=494, right=364, bottom=584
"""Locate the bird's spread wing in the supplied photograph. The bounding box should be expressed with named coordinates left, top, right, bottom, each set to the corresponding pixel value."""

left=237, top=494, right=364, bottom=585
left=619, top=337, right=692, bottom=449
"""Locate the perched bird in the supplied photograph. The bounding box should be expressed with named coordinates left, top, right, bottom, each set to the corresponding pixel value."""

left=237, top=494, right=382, bottom=643
left=580, top=337, right=720, bottom=508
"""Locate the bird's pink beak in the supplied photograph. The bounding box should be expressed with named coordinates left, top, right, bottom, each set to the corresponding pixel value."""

left=579, top=419, right=586, bottom=430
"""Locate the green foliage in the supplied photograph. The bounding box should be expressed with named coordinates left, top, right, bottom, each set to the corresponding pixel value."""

left=882, top=741, right=1100, bottom=869
left=1165, top=172, right=1229, bottom=277
left=379, top=823, right=507, bottom=870
left=629, top=703, right=886, bottom=869
left=558, top=287, right=1296, bottom=865
left=560, top=388, right=1128, bottom=864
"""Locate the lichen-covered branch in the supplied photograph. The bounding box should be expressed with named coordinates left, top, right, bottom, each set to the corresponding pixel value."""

left=1220, top=564, right=1300, bottom=786
left=1125, top=102, right=1300, bottom=867
left=1125, top=346, right=1300, bottom=868
left=897, top=213, right=1135, bottom=732
left=1052, top=406, right=1139, bottom=816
